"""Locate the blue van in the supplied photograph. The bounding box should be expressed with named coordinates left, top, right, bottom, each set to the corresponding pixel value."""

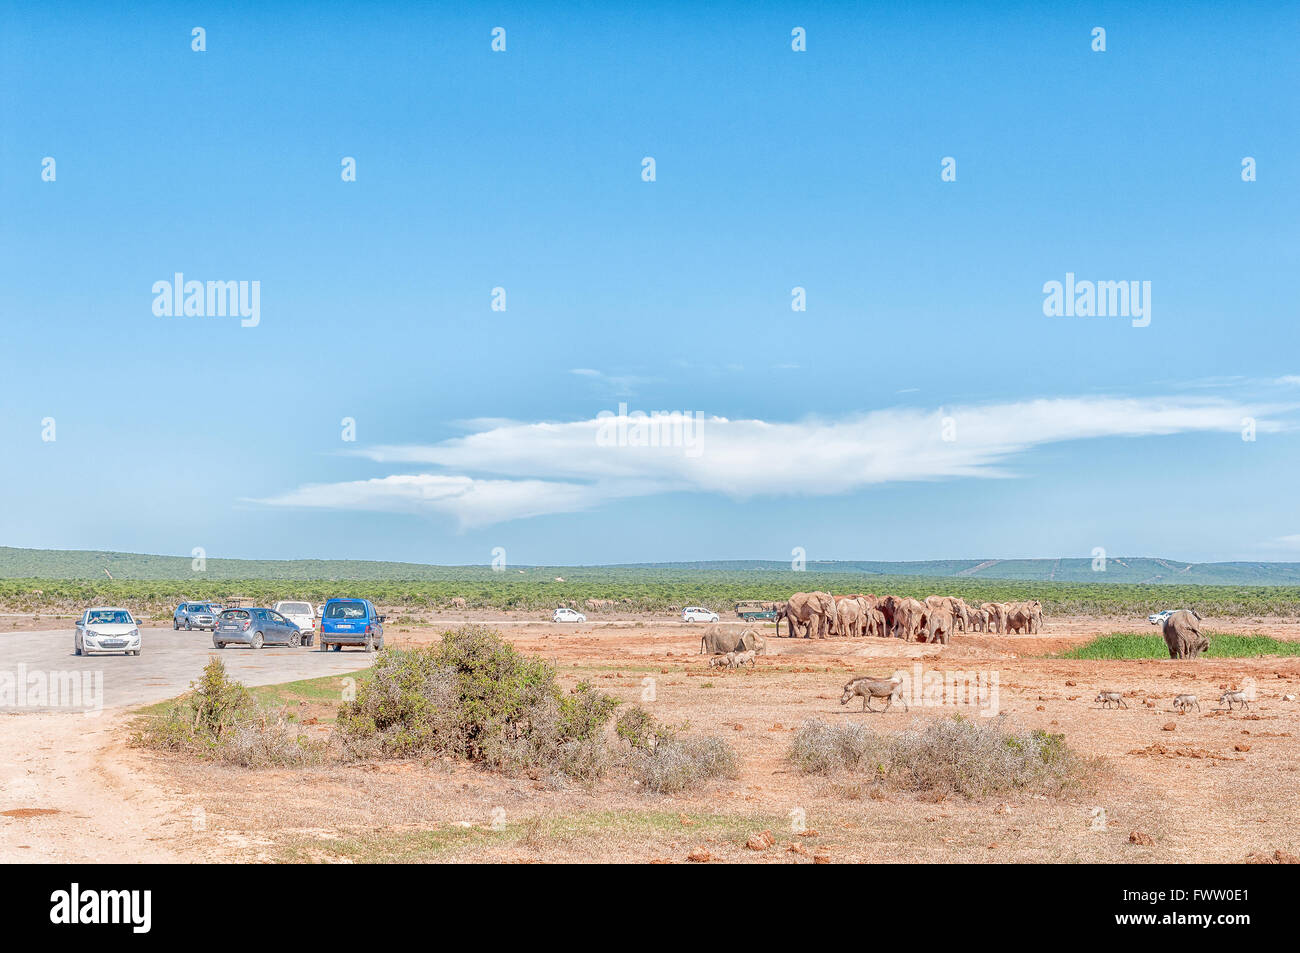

left=317, top=598, right=385, bottom=652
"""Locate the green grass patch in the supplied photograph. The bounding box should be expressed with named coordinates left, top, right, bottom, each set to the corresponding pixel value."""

left=271, top=809, right=789, bottom=863
left=1057, top=633, right=1300, bottom=660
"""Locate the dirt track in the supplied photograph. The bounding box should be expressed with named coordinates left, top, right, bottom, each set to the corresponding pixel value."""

left=4, top=612, right=1299, bottom=863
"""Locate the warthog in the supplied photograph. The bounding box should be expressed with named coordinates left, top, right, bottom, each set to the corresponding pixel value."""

left=1173, top=694, right=1200, bottom=712
left=708, top=652, right=733, bottom=669
left=1096, top=691, right=1127, bottom=709
left=1220, top=690, right=1251, bottom=711
left=731, top=650, right=756, bottom=669
left=840, top=675, right=907, bottom=712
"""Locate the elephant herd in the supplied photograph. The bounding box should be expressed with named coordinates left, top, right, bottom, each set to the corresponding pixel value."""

left=774, top=592, right=1044, bottom=644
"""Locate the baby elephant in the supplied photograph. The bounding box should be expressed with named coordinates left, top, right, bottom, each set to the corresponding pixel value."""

left=840, top=675, right=907, bottom=712
left=1172, top=694, right=1200, bottom=712
left=1220, top=690, right=1251, bottom=711
left=708, top=652, right=733, bottom=670
left=731, top=650, right=756, bottom=669
left=1095, top=691, right=1127, bottom=709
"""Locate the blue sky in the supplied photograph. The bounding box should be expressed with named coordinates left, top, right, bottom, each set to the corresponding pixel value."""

left=1, top=1, right=1298, bottom=565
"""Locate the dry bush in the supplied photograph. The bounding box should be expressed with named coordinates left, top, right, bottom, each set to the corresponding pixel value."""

left=788, top=716, right=1091, bottom=799
left=616, top=705, right=739, bottom=794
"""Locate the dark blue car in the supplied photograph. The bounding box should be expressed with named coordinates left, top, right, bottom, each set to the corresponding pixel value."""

left=318, top=598, right=385, bottom=652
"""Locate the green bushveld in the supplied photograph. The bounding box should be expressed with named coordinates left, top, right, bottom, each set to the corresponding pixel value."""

left=4, top=571, right=1299, bottom=618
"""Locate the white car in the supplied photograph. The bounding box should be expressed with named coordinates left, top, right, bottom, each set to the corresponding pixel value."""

left=552, top=607, right=587, bottom=623
left=1148, top=610, right=1176, bottom=626
left=682, top=606, right=720, bottom=623
left=75, top=606, right=143, bottom=656
left=274, top=600, right=317, bottom=646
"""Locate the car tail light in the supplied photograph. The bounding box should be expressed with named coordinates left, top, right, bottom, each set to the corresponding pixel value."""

left=242, top=620, right=251, bottom=631
left=364, top=624, right=373, bottom=635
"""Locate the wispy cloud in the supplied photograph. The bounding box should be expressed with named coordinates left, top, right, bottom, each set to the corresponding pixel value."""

left=569, top=367, right=656, bottom=397
left=253, top=394, right=1293, bottom=527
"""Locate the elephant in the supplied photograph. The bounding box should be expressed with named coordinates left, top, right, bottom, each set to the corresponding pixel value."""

left=893, top=598, right=927, bottom=641
left=981, top=602, right=1007, bottom=634
left=1004, top=603, right=1032, bottom=634
left=1161, top=609, right=1208, bottom=659
left=922, top=607, right=954, bottom=644
left=833, top=595, right=866, bottom=637
left=926, top=596, right=969, bottom=632
left=1027, top=600, right=1044, bottom=634
left=864, top=606, right=887, bottom=638
left=700, top=627, right=767, bottom=656
left=877, top=595, right=903, bottom=635
left=966, top=607, right=989, bottom=632
left=781, top=592, right=837, bottom=639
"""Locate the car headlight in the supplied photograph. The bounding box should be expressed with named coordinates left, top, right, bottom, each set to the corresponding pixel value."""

left=130, top=629, right=140, bottom=639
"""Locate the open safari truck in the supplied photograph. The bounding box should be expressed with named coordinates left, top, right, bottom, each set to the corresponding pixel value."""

left=734, top=600, right=778, bottom=621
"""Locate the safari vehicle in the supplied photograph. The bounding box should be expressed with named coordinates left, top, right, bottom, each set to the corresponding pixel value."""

left=734, top=600, right=779, bottom=621
left=318, top=597, right=385, bottom=652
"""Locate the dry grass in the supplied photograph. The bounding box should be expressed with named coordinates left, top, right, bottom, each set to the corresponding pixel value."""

left=122, top=615, right=1300, bottom=863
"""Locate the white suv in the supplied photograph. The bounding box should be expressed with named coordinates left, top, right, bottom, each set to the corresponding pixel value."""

left=552, top=607, right=587, bottom=623
left=682, top=606, right=719, bottom=623
left=274, top=600, right=317, bottom=646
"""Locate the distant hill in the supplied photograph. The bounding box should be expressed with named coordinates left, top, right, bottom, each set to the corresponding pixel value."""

left=3, top=546, right=1300, bottom=586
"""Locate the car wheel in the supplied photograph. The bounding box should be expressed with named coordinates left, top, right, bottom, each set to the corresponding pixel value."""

left=173, top=620, right=179, bottom=630
left=250, top=632, right=264, bottom=650
left=289, top=632, right=301, bottom=647
left=74, top=639, right=81, bottom=656
left=364, top=635, right=374, bottom=653
left=185, top=620, right=192, bottom=631
left=215, top=641, right=224, bottom=649
left=318, top=639, right=327, bottom=652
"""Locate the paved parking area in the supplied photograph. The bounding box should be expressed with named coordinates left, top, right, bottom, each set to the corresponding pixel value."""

left=0, top=626, right=375, bottom=711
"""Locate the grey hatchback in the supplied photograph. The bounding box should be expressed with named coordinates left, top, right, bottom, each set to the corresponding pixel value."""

left=174, top=602, right=219, bottom=631
left=213, top=607, right=305, bottom=649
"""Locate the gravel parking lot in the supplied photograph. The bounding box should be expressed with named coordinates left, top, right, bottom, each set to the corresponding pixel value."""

left=0, top=626, right=375, bottom=712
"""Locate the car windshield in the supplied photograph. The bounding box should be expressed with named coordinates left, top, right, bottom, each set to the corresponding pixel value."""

left=87, top=610, right=132, bottom=625
left=279, top=603, right=310, bottom=614
left=325, top=602, right=367, bottom=619
left=221, top=610, right=250, bottom=621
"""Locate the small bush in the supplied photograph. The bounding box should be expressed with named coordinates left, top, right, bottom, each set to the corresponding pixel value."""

left=787, top=716, right=1091, bottom=799
left=788, top=720, right=887, bottom=775
left=133, top=658, right=324, bottom=766
left=616, top=706, right=738, bottom=793
left=626, top=737, right=740, bottom=794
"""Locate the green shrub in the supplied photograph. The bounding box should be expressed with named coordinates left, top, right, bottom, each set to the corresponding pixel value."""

left=335, top=625, right=621, bottom=779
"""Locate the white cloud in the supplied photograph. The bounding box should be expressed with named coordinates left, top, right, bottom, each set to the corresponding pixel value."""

left=254, top=394, right=1293, bottom=527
